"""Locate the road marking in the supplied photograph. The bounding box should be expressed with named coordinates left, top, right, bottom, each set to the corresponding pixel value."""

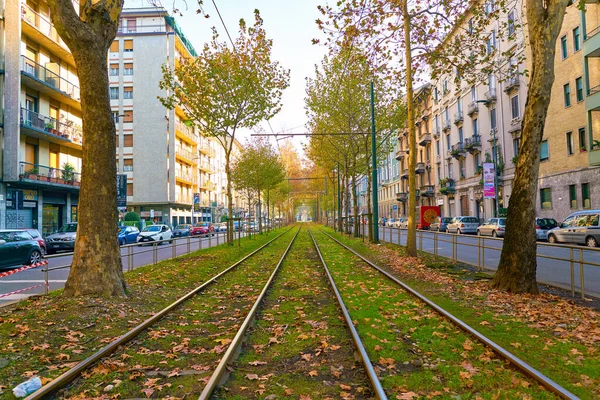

left=0, top=280, right=66, bottom=283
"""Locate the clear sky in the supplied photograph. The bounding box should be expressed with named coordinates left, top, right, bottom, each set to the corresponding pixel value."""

left=125, top=0, right=328, bottom=151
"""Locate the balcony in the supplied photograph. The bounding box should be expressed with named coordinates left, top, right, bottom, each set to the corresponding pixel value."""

left=199, top=161, right=215, bottom=173
left=174, top=194, right=193, bottom=205
left=420, top=185, right=435, bottom=197
left=199, top=180, right=217, bottom=191
left=18, top=162, right=80, bottom=190
left=418, top=133, right=432, bottom=147
left=395, top=150, right=405, bottom=161
left=175, top=147, right=197, bottom=164
left=583, top=24, right=600, bottom=58
left=20, top=56, right=80, bottom=110
left=464, top=135, right=482, bottom=154
left=396, top=192, right=407, bottom=202
left=451, top=142, right=466, bottom=159
left=433, top=128, right=440, bottom=139
left=421, top=108, right=430, bottom=121
left=21, top=4, right=74, bottom=66
left=503, top=75, right=520, bottom=93
left=467, top=102, right=479, bottom=116
left=175, top=170, right=197, bottom=185
left=453, top=111, right=464, bottom=125
left=20, top=108, right=82, bottom=150
left=442, top=119, right=451, bottom=131
left=415, top=162, right=426, bottom=174
left=484, top=89, right=497, bottom=104
left=175, top=119, right=199, bottom=144
left=439, top=179, right=456, bottom=195
left=199, top=142, right=216, bottom=157
left=401, top=169, right=409, bottom=180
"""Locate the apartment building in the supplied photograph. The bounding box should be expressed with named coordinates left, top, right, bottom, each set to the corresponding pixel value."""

left=395, top=84, right=435, bottom=217
left=431, top=1, right=526, bottom=220
left=1, top=0, right=83, bottom=236
left=377, top=137, right=401, bottom=219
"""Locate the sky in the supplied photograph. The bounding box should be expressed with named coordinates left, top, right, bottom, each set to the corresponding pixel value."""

left=125, top=0, right=329, bottom=153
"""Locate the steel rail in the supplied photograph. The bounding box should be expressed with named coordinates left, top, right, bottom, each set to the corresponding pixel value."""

left=198, top=226, right=302, bottom=399
left=308, top=229, right=388, bottom=400
left=319, top=229, right=579, bottom=400
left=25, top=227, right=296, bottom=400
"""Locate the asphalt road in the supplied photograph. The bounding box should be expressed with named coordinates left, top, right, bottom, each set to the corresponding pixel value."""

left=0, top=230, right=257, bottom=306
left=348, top=225, right=600, bottom=298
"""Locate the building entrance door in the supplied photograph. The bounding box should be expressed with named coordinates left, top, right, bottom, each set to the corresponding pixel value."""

left=42, top=204, right=62, bottom=237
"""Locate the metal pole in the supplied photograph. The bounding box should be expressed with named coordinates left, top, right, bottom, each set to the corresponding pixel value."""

left=570, top=247, right=575, bottom=297
left=579, top=249, right=585, bottom=300
left=371, top=81, right=379, bottom=243
left=128, top=246, right=133, bottom=272
left=44, top=266, right=49, bottom=295
left=492, top=129, right=499, bottom=217
left=187, top=236, right=190, bottom=254
left=172, top=238, right=176, bottom=258
left=337, top=163, right=341, bottom=233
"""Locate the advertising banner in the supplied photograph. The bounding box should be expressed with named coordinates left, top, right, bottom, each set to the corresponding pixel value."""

left=117, top=174, right=127, bottom=207
left=193, top=193, right=200, bottom=212
left=483, top=163, right=495, bottom=199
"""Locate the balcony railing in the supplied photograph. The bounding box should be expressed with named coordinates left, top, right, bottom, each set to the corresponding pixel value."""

left=401, top=169, right=409, bottom=180
left=415, top=162, right=426, bottom=174
left=589, top=84, right=600, bottom=96
left=175, top=170, right=197, bottom=184
left=199, top=143, right=215, bottom=157
left=175, top=194, right=193, bottom=204
left=21, top=56, right=80, bottom=100
left=451, top=142, right=466, bottom=159
left=586, top=25, right=600, bottom=40
left=453, top=111, right=464, bottom=125
left=420, top=185, right=435, bottom=197
left=484, top=89, right=497, bottom=103
left=464, top=135, right=482, bottom=153
left=503, top=75, right=520, bottom=93
left=418, top=133, right=432, bottom=147
left=199, top=180, right=217, bottom=191
left=396, top=192, right=407, bottom=202
left=175, top=119, right=199, bottom=143
left=395, top=150, right=405, bottom=161
left=175, top=147, right=196, bottom=162
left=433, top=127, right=440, bottom=138
left=442, top=119, right=451, bottom=131
left=199, top=161, right=214, bottom=172
left=117, top=24, right=173, bottom=35
left=21, top=4, right=69, bottom=51
left=20, top=108, right=82, bottom=145
left=19, top=162, right=81, bottom=187
left=467, top=102, right=479, bottom=116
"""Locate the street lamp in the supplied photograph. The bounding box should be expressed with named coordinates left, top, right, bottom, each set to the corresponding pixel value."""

left=475, top=99, right=500, bottom=218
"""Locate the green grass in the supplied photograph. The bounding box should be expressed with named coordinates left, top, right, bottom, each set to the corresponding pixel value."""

left=0, top=227, right=292, bottom=399
left=321, top=227, right=599, bottom=399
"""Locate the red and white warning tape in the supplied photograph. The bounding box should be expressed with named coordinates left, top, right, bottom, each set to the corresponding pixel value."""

left=0, top=283, right=46, bottom=299
left=0, top=260, right=48, bottom=279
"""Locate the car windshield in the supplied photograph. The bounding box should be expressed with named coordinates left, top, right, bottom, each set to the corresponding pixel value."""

left=118, top=227, right=127, bottom=233
left=195, top=222, right=208, bottom=227
left=27, top=230, right=40, bottom=238
left=441, top=218, right=453, bottom=223
left=57, top=224, right=77, bottom=233
left=498, top=218, right=507, bottom=226
left=143, top=226, right=161, bottom=232
left=538, top=218, right=558, bottom=228
left=175, top=225, right=188, bottom=230
left=463, top=217, right=479, bottom=223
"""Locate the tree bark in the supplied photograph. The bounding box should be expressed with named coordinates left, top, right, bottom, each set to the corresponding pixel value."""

left=226, top=153, right=234, bottom=244
left=403, top=0, right=417, bottom=257
left=48, top=0, right=126, bottom=297
left=492, top=0, right=568, bottom=293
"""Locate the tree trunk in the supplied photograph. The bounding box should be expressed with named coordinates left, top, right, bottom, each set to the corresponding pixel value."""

left=352, top=174, right=359, bottom=237
left=257, top=192, right=263, bottom=234
left=47, top=0, right=126, bottom=297
left=492, top=0, right=568, bottom=293
left=226, top=153, right=234, bottom=244
left=403, top=1, right=417, bottom=257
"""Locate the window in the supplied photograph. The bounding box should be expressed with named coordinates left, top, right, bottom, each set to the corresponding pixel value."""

left=488, top=74, right=495, bottom=89
left=561, top=36, right=568, bottom=59
left=487, top=31, right=496, bottom=54
left=473, top=118, right=478, bottom=136
left=437, top=166, right=441, bottom=181
left=563, top=83, right=571, bottom=107
left=569, top=185, right=577, bottom=209
left=109, top=64, right=119, bottom=76
left=123, top=110, right=133, bottom=122
left=513, top=138, right=520, bottom=157
left=582, top=183, right=591, bottom=208
left=566, top=131, right=574, bottom=155
left=434, top=87, right=439, bottom=102
left=576, top=77, right=583, bottom=102
left=436, top=139, right=440, bottom=156
left=124, top=134, right=133, bottom=147
left=510, top=95, right=519, bottom=119
left=110, top=87, right=119, bottom=99
left=579, top=127, right=587, bottom=152
left=124, top=86, right=133, bottom=99
left=459, top=159, right=466, bottom=179
left=485, top=0, right=495, bottom=14
left=448, top=163, right=453, bottom=179
left=446, top=134, right=451, bottom=150
left=573, top=26, right=580, bottom=52
left=124, top=40, right=133, bottom=52
left=112, top=111, right=119, bottom=123
left=110, top=40, right=119, bottom=52
left=127, top=183, right=133, bottom=196
left=474, top=153, right=480, bottom=170
left=468, top=18, right=473, bottom=34
left=124, top=63, right=133, bottom=75
left=540, top=188, right=552, bottom=210
left=540, top=140, right=549, bottom=161
left=458, top=126, right=464, bottom=143
left=124, top=159, right=133, bottom=172
left=490, top=107, right=497, bottom=130
left=508, top=11, right=515, bottom=37
left=126, top=18, right=136, bottom=33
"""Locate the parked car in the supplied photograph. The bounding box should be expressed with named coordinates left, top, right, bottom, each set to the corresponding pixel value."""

left=172, top=224, right=193, bottom=238
left=233, top=221, right=242, bottom=231
left=447, top=216, right=480, bottom=234
left=118, top=226, right=140, bottom=245
left=45, top=222, right=78, bottom=254
left=379, top=218, right=387, bottom=226
left=430, top=217, right=453, bottom=232
left=399, top=219, right=409, bottom=229
left=385, top=218, right=396, bottom=227
left=191, top=222, right=215, bottom=236
left=477, top=218, right=507, bottom=237
left=215, top=222, right=228, bottom=232
left=535, top=217, right=558, bottom=241
left=245, top=221, right=258, bottom=232
left=547, top=210, right=600, bottom=247
left=20, top=229, right=46, bottom=255
left=137, top=224, right=172, bottom=245
left=0, top=230, right=43, bottom=270
left=393, top=217, right=406, bottom=227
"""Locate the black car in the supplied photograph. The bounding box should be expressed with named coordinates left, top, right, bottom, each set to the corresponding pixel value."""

left=45, top=223, right=77, bottom=254
left=0, top=230, right=43, bottom=270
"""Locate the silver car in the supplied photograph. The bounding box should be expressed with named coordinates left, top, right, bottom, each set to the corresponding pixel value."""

left=547, top=211, right=600, bottom=247
left=447, top=216, right=479, bottom=234
left=535, top=218, right=558, bottom=241
left=477, top=218, right=506, bottom=237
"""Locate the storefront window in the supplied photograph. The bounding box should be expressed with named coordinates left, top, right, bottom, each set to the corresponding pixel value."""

left=71, top=206, right=78, bottom=222
left=43, top=204, right=61, bottom=237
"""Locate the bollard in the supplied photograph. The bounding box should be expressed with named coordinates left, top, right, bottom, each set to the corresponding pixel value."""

left=44, top=266, right=49, bottom=295
left=128, top=245, right=133, bottom=272
left=187, top=236, right=191, bottom=254
left=452, top=235, right=456, bottom=261
left=434, top=231, right=438, bottom=255
left=477, top=237, right=482, bottom=271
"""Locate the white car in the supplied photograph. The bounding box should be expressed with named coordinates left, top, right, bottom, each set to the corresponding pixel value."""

left=447, top=216, right=480, bottom=234
left=385, top=218, right=396, bottom=227
left=137, top=224, right=173, bottom=245
left=394, top=217, right=407, bottom=228
left=399, top=218, right=409, bottom=229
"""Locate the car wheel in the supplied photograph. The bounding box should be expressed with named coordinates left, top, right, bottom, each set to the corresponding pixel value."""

left=586, top=236, right=598, bottom=248
left=40, top=247, right=46, bottom=256
left=120, top=239, right=126, bottom=246
left=548, top=234, right=557, bottom=244
left=159, top=236, right=163, bottom=244
left=169, top=239, right=173, bottom=244
left=29, top=250, right=42, bottom=265
left=492, top=231, right=497, bottom=238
